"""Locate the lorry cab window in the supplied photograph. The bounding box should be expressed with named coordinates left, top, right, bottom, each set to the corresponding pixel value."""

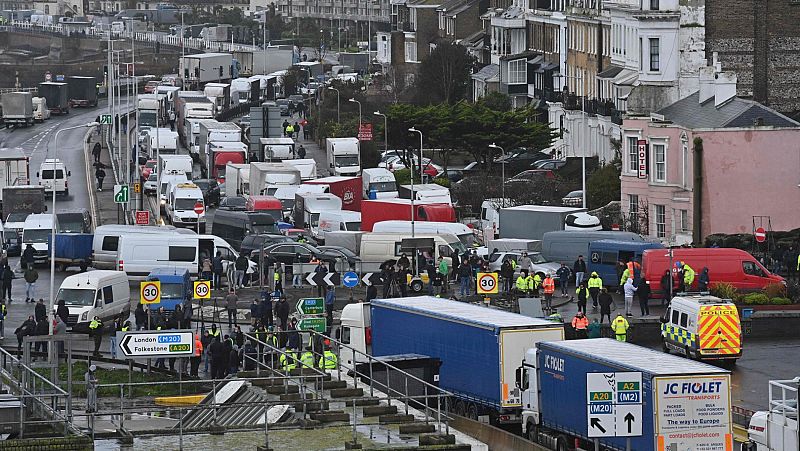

left=334, top=155, right=359, bottom=168
left=438, top=245, right=452, bottom=258
left=370, top=181, right=396, bottom=193
left=57, top=288, right=95, bottom=306
left=345, top=221, right=361, bottom=231
left=160, top=283, right=185, bottom=299
left=23, top=229, right=51, bottom=243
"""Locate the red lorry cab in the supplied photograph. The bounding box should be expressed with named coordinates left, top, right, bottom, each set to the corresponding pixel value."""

left=642, top=247, right=784, bottom=298
left=305, top=176, right=362, bottom=212
left=213, top=151, right=246, bottom=183
left=246, top=195, right=284, bottom=222
left=360, top=199, right=456, bottom=231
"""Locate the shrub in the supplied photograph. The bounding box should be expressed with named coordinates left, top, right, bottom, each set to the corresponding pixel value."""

left=710, top=282, right=738, bottom=300
left=770, top=297, right=793, bottom=305
left=763, top=282, right=787, bottom=299
left=742, top=293, right=769, bottom=305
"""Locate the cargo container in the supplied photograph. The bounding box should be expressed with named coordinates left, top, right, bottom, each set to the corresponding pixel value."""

left=293, top=192, right=342, bottom=236
left=1, top=92, right=34, bottom=127
left=523, top=339, right=732, bottom=451
left=259, top=137, right=295, bottom=161
left=204, top=82, right=231, bottom=114
left=38, top=82, right=69, bottom=114
left=198, top=120, right=240, bottom=165
left=282, top=159, right=317, bottom=180
left=498, top=205, right=586, bottom=240
left=362, top=168, right=397, bottom=199
left=249, top=162, right=301, bottom=196
left=360, top=199, right=456, bottom=231
left=225, top=163, right=249, bottom=198
left=66, top=76, right=97, bottom=107
left=179, top=53, right=233, bottom=84
left=305, top=176, right=361, bottom=212
left=50, top=233, right=93, bottom=271
left=0, top=149, right=31, bottom=213
left=398, top=183, right=451, bottom=204
left=340, top=296, right=564, bottom=425
left=32, top=97, right=50, bottom=122
left=1, top=186, right=44, bottom=226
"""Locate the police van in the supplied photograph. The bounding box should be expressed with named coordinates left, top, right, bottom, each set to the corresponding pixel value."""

left=660, top=294, right=742, bottom=363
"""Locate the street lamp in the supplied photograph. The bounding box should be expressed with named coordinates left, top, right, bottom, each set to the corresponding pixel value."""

left=408, top=127, right=423, bottom=183
left=348, top=98, right=361, bottom=126
left=373, top=111, right=387, bottom=152
left=327, top=86, right=340, bottom=123
left=49, top=122, right=99, bottom=343
left=488, top=143, right=506, bottom=207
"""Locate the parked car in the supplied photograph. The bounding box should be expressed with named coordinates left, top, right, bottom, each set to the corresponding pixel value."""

left=494, top=150, right=551, bottom=173
left=141, top=159, right=157, bottom=181
left=276, top=98, right=290, bottom=116
left=506, top=169, right=556, bottom=184
left=193, top=178, right=221, bottom=207
left=259, top=242, right=337, bottom=266
left=531, top=159, right=567, bottom=170
left=561, top=190, right=583, bottom=207
left=219, top=196, right=246, bottom=211
left=144, top=173, right=158, bottom=194
left=446, top=161, right=479, bottom=183
left=380, top=155, right=443, bottom=177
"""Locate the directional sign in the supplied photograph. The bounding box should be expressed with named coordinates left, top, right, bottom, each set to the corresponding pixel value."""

left=113, top=184, right=129, bottom=204
left=140, top=281, right=161, bottom=304
left=193, top=280, right=211, bottom=299
left=476, top=272, right=498, bottom=294
left=116, top=330, right=195, bottom=359
left=100, top=114, right=112, bottom=125
left=296, top=298, right=325, bottom=315
left=305, top=272, right=340, bottom=287
left=342, top=271, right=359, bottom=288
left=135, top=210, right=150, bottom=225
left=587, top=372, right=643, bottom=438
left=361, top=272, right=384, bottom=286
left=296, top=316, right=327, bottom=333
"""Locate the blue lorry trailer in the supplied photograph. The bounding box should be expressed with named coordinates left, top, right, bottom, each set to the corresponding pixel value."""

left=145, top=267, right=192, bottom=311
left=586, top=239, right=664, bottom=286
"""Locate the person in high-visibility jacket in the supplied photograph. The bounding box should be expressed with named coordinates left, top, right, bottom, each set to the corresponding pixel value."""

left=280, top=351, right=297, bottom=372
left=611, top=314, right=630, bottom=342
left=542, top=274, right=555, bottom=309
left=587, top=272, right=603, bottom=308
left=532, top=273, right=542, bottom=295
left=619, top=267, right=631, bottom=287
left=571, top=311, right=589, bottom=339
left=682, top=263, right=695, bottom=291
left=299, top=349, right=315, bottom=369
left=208, top=324, right=220, bottom=338
left=515, top=270, right=530, bottom=295
left=89, top=316, right=102, bottom=356
left=318, top=349, right=338, bottom=369
left=273, top=265, right=283, bottom=296
left=191, top=333, right=203, bottom=377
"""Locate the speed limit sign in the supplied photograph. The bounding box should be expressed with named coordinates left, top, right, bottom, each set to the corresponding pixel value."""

left=193, top=280, right=211, bottom=299
left=476, top=272, right=498, bottom=294
left=140, top=281, right=161, bottom=304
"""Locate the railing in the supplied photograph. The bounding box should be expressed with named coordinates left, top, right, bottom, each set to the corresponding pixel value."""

left=731, top=404, right=755, bottom=428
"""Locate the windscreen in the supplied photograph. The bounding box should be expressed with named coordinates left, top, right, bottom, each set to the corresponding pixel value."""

left=57, top=214, right=85, bottom=233
left=175, top=198, right=201, bottom=210
left=334, top=155, right=359, bottom=168
left=310, top=213, right=320, bottom=227
left=160, top=283, right=184, bottom=299
left=345, top=222, right=361, bottom=231
left=531, top=253, right=548, bottom=264
left=458, top=233, right=476, bottom=248
left=23, top=229, right=50, bottom=243
left=369, top=181, right=396, bottom=193
left=6, top=212, right=29, bottom=223
left=57, top=288, right=95, bottom=306
left=139, top=111, right=157, bottom=127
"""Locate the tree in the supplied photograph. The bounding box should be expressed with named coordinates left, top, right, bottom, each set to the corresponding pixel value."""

left=477, top=92, right=511, bottom=112
left=586, top=163, right=621, bottom=210
left=416, top=43, right=475, bottom=104
left=281, top=66, right=304, bottom=96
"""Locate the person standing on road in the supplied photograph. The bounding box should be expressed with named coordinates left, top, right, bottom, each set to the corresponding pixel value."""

left=56, top=299, right=69, bottom=326
left=698, top=267, right=710, bottom=292
left=587, top=318, right=602, bottom=339
left=24, top=266, right=38, bottom=303
left=611, top=313, right=630, bottom=342
left=500, top=259, right=514, bottom=295
left=234, top=253, right=249, bottom=289
left=573, top=255, right=587, bottom=287
left=260, top=296, right=273, bottom=329
left=518, top=253, right=532, bottom=274
left=212, top=251, right=224, bottom=290
left=571, top=312, right=588, bottom=339
left=0, top=302, right=6, bottom=339
left=250, top=298, right=261, bottom=328
left=225, top=289, right=238, bottom=330
left=587, top=272, right=602, bottom=309
left=542, top=273, right=555, bottom=311
left=297, top=145, right=306, bottom=159
left=637, top=278, right=651, bottom=316
left=92, top=142, right=101, bottom=163
left=110, top=315, right=123, bottom=359
left=324, top=285, right=335, bottom=329
left=660, top=270, right=673, bottom=305
left=134, top=303, right=147, bottom=330
left=89, top=316, right=103, bottom=356
left=21, top=244, right=35, bottom=270
left=438, top=256, right=450, bottom=293
left=95, top=166, right=106, bottom=192
left=556, top=263, right=571, bottom=296
left=201, top=256, right=213, bottom=283
left=575, top=282, right=588, bottom=314
left=275, top=297, right=289, bottom=335
left=1, top=265, right=13, bottom=303
left=623, top=277, right=637, bottom=317
left=458, top=258, right=472, bottom=297
left=598, top=288, right=613, bottom=324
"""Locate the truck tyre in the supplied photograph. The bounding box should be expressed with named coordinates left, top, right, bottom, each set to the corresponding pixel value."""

left=56, top=263, right=67, bottom=272
left=525, top=421, right=537, bottom=441
left=556, top=436, right=568, bottom=451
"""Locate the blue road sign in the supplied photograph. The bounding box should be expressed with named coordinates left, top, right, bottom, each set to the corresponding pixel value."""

left=342, top=271, right=359, bottom=288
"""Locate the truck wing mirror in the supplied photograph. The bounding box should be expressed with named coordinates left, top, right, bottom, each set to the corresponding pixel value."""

left=67, top=171, right=72, bottom=177
left=660, top=313, right=668, bottom=323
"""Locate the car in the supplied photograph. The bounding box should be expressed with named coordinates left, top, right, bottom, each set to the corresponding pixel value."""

left=219, top=196, right=247, bottom=211
left=192, top=178, right=221, bottom=207
left=4, top=229, right=21, bottom=256
left=143, top=81, right=159, bottom=94
left=300, top=82, right=320, bottom=96
left=446, top=161, right=479, bottom=183
left=141, top=159, right=157, bottom=181
left=487, top=250, right=561, bottom=278
left=288, top=94, right=305, bottom=108
left=240, top=233, right=295, bottom=256
left=380, top=155, right=443, bottom=177
left=258, top=242, right=337, bottom=266
left=276, top=99, right=290, bottom=116
left=494, top=150, right=551, bottom=173
left=506, top=169, right=556, bottom=184
left=143, top=173, right=158, bottom=194
left=561, top=190, right=583, bottom=207
left=317, top=245, right=360, bottom=270
left=531, top=159, right=567, bottom=170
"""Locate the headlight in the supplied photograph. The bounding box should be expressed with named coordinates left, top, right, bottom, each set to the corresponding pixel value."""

left=160, top=199, right=166, bottom=205
left=81, top=311, right=87, bottom=321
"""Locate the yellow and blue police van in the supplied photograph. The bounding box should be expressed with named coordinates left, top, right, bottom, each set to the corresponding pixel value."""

left=660, top=294, right=742, bottom=363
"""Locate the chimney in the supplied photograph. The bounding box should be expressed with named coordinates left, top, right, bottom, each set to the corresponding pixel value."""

left=714, top=71, right=738, bottom=107
left=699, top=66, right=716, bottom=104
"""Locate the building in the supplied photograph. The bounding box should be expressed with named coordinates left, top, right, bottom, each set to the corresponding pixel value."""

left=267, top=0, right=391, bottom=47
left=435, top=0, right=485, bottom=43
left=620, top=67, right=800, bottom=243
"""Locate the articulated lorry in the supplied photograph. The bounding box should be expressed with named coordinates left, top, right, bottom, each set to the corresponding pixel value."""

left=0, top=149, right=31, bottom=213
left=249, top=162, right=301, bottom=196
left=1, top=92, right=34, bottom=127
left=38, top=82, right=69, bottom=115
left=66, top=76, right=97, bottom=107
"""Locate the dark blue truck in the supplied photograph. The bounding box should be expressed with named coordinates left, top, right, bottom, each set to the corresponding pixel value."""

left=145, top=267, right=192, bottom=312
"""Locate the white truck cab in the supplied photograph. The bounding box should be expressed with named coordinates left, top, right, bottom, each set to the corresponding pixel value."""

left=336, top=303, right=372, bottom=368
left=22, top=213, right=56, bottom=263
left=742, top=378, right=798, bottom=451
left=37, top=159, right=70, bottom=196
left=32, top=97, right=50, bottom=122
left=159, top=170, right=189, bottom=210
left=167, top=182, right=206, bottom=232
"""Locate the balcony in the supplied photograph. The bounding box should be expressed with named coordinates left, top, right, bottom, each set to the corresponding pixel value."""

left=563, top=94, right=582, bottom=110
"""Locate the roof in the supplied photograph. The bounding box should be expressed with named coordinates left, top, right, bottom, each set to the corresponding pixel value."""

left=657, top=91, right=800, bottom=129
left=500, top=50, right=539, bottom=62
left=461, top=29, right=486, bottom=46
left=372, top=296, right=557, bottom=330
left=471, top=64, right=499, bottom=82
left=502, top=205, right=584, bottom=213
left=597, top=66, right=623, bottom=79
left=541, top=339, right=730, bottom=376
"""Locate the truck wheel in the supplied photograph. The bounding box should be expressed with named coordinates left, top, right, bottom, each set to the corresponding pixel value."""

left=410, top=279, right=424, bottom=293
left=56, top=263, right=67, bottom=272
left=662, top=341, right=670, bottom=353
left=556, top=436, right=568, bottom=451
left=525, top=421, right=537, bottom=441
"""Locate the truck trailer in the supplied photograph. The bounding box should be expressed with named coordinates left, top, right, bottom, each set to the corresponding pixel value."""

left=305, top=176, right=361, bottom=212
left=498, top=205, right=586, bottom=240
left=66, top=76, right=97, bottom=107
left=38, top=82, right=69, bottom=115
left=1, top=92, right=34, bottom=127
left=360, top=199, right=456, bottom=231
left=0, top=149, right=31, bottom=213
left=180, top=53, right=234, bottom=85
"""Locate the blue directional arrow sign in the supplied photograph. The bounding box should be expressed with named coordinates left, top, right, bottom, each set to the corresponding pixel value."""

left=342, top=271, right=359, bottom=288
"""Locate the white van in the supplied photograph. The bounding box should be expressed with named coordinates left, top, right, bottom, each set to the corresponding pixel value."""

left=159, top=170, right=189, bottom=210
left=116, top=233, right=247, bottom=280
left=372, top=220, right=477, bottom=248
left=22, top=213, right=56, bottom=264
left=32, top=97, right=50, bottom=122
left=158, top=154, right=193, bottom=181
left=358, top=232, right=466, bottom=274
left=92, top=224, right=194, bottom=270
left=362, top=168, right=398, bottom=199
left=37, top=159, right=70, bottom=196
left=167, top=182, right=206, bottom=232
left=56, top=271, right=130, bottom=328
left=319, top=211, right=361, bottom=240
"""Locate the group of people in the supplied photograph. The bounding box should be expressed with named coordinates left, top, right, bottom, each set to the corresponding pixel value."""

left=200, top=251, right=255, bottom=292
left=282, top=119, right=312, bottom=141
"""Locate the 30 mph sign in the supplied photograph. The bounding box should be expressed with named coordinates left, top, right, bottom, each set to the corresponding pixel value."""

left=193, top=280, right=211, bottom=299
left=476, top=272, right=498, bottom=294
left=140, top=281, right=161, bottom=304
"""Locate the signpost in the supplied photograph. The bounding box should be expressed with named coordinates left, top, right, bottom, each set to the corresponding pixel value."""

left=754, top=227, right=766, bottom=243
left=361, top=272, right=384, bottom=286
left=305, top=272, right=340, bottom=287
left=193, top=280, right=211, bottom=300
left=587, top=372, right=643, bottom=440
left=296, top=317, right=327, bottom=333
left=476, top=272, right=498, bottom=295
left=342, top=271, right=359, bottom=288
left=296, top=298, right=325, bottom=316
left=116, top=330, right=195, bottom=359
left=637, top=140, right=648, bottom=179
left=100, top=114, right=112, bottom=125
left=193, top=201, right=205, bottom=216
left=357, top=123, right=373, bottom=141
left=113, top=184, right=129, bottom=204
left=139, top=281, right=161, bottom=305
left=135, top=210, right=150, bottom=225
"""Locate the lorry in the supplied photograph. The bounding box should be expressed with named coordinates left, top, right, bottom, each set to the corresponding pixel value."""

left=282, top=159, right=317, bottom=181
left=398, top=183, right=452, bottom=205
left=362, top=168, right=397, bottom=199
left=233, top=48, right=294, bottom=78
left=204, top=82, right=231, bottom=114
left=1, top=185, right=45, bottom=230
left=198, top=121, right=241, bottom=165
left=742, top=378, right=798, bottom=451
left=498, top=205, right=586, bottom=240
left=305, top=176, right=361, bottom=212
left=225, top=163, right=249, bottom=197
left=360, top=199, right=456, bottom=231
left=0, top=148, right=31, bottom=213
left=208, top=141, right=247, bottom=182
left=338, top=296, right=565, bottom=425
left=50, top=233, right=93, bottom=271
left=249, top=162, right=301, bottom=196
left=158, top=154, right=193, bottom=181
left=32, top=97, right=50, bottom=122
left=230, top=78, right=252, bottom=104
left=259, top=137, right=295, bottom=161
left=138, top=94, right=166, bottom=128
left=520, top=339, right=733, bottom=451
left=326, top=138, right=360, bottom=176
left=1, top=92, right=34, bottom=127
left=180, top=53, right=234, bottom=85
left=146, top=268, right=192, bottom=312
left=38, top=82, right=69, bottom=115
left=66, top=76, right=97, bottom=107
left=293, top=192, right=342, bottom=237
left=176, top=91, right=214, bottom=143
left=145, top=128, right=179, bottom=157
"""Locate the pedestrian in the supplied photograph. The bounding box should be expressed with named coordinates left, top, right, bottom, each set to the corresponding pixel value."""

left=304, top=121, right=314, bottom=140
left=34, top=298, right=46, bottom=323
left=191, top=333, right=203, bottom=377
left=623, top=277, right=637, bottom=317
left=425, top=259, right=436, bottom=295
left=573, top=255, right=587, bottom=287
left=201, top=330, right=212, bottom=375
left=182, top=298, right=193, bottom=329
left=250, top=298, right=261, bottom=327
left=275, top=297, right=289, bottom=336
left=273, top=263, right=283, bottom=295
left=556, top=263, right=571, bottom=296
left=571, top=311, right=588, bottom=339
left=95, top=166, right=106, bottom=191
left=56, top=299, right=69, bottom=325
left=0, top=301, right=6, bottom=339
left=89, top=316, right=103, bottom=356
left=293, top=121, right=300, bottom=138
left=366, top=284, right=378, bottom=302
left=282, top=119, right=290, bottom=136
left=34, top=315, right=48, bottom=354
left=587, top=271, right=602, bottom=309
left=243, top=340, right=257, bottom=371
left=542, top=273, right=555, bottom=310
left=438, top=256, right=450, bottom=293
left=516, top=270, right=530, bottom=296
left=21, top=244, right=35, bottom=270
left=575, top=282, right=588, bottom=314
left=297, top=144, right=306, bottom=159
left=15, top=315, right=35, bottom=351
left=235, top=253, right=249, bottom=289
left=518, top=252, right=532, bottom=274
left=208, top=336, right=225, bottom=379
left=111, top=315, right=123, bottom=358
left=168, top=109, right=176, bottom=131
left=285, top=123, right=294, bottom=139
left=260, top=296, right=273, bottom=328
left=85, top=365, right=98, bottom=413
left=660, top=270, right=673, bottom=305
left=314, top=260, right=328, bottom=297
left=53, top=314, right=67, bottom=356
left=637, top=279, right=651, bottom=316
left=201, top=256, right=213, bottom=282
left=500, top=258, right=514, bottom=294
left=233, top=325, right=244, bottom=348
left=698, top=267, right=710, bottom=292
left=458, top=258, right=472, bottom=297
left=324, top=285, right=335, bottom=328
left=587, top=318, right=602, bottom=339
left=1, top=265, right=13, bottom=302
left=92, top=142, right=101, bottom=163
left=212, top=251, right=224, bottom=290
left=611, top=313, right=630, bottom=342
left=598, top=288, right=613, bottom=324
left=381, top=263, right=394, bottom=299
left=225, top=289, right=238, bottom=330
left=134, top=303, right=147, bottom=330
left=286, top=318, right=301, bottom=351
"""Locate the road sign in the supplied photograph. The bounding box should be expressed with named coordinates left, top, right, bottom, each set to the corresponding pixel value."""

left=361, top=272, right=384, bottom=286
left=297, top=316, right=327, bottom=333
left=296, top=298, right=325, bottom=315
left=476, top=272, right=498, bottom=294
left=140, top=281, right=161, bottom=304
left=342, top=271, right=359, bottom=288
left=305, top=272, right=340, bottom=287
left=113, top=184, right=129, bottom=204
left=193, top=201, right=205, bottom=215
left=193, top=280, right=211, bottom=299
left=133, top=182, right=141, bottom=193
left=357, top=123, right=373, bottom=141
left=754, top=227, right=766, bottom=243
left=100, top=114, right=112, bottom=125
left=587, top=372, right=643, bottom=438
left=116, top=330, right=195, bottom=359
left=55, top=74, right=64, bottom=81
left=135, top=210, right=150, bottom=225
left=45, top=71, right=52, bottom=82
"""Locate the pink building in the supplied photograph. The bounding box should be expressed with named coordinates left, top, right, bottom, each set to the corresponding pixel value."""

left=620, top=71, right=800, bottom=243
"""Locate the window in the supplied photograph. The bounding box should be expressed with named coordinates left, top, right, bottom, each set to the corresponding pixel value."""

left=654, top=204, right=666, bottom=238
left=405, top=42, right=416, bottom=62
left=629, top=194, right=639, bottom=216
left=650, top=0, right=659, bottom=9
left=670, top=309, right=679, bottom=325
left=507, top=59, right=526, bottom=84
left=679, top=312, right=688, bottom=329
left=680, top=209, right=689, bottom=232
left=743, top=261, right=765, bottom=277
left=653, top=143, right=666, bottom=182
left=102, top=236, right=119, bottom=252
left=168, top=246, right=196, bottom=262
left=340, top=326, right=351, bottom=344
left=627, top=137, right=638, bottom=172
left=649, top=38, right=660, bottom=71
left=103, top=286, right=114, bottom=305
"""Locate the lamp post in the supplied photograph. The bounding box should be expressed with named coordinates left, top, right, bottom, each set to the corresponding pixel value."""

left=488, top=143, right=505, bottom=207
left=373, top=111, right=387, bottom=152
left=49, top=122, right=99, bottom=343
left=327, top=86, right=340, bottom=123
left=348, top=98, right=361, bottom=126
left=408, top=127, right=423, bottom=183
